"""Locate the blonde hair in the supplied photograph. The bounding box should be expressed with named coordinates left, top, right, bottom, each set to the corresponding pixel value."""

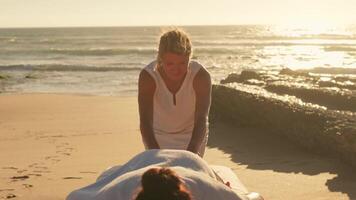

left=156, top=28, right=193, bottom=68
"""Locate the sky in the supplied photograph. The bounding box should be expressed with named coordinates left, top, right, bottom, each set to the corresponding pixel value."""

left=1, top=0, right=356, bottom=28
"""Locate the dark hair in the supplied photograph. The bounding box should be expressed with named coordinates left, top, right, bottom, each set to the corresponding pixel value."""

left=134, top=168, right=193, bottom=200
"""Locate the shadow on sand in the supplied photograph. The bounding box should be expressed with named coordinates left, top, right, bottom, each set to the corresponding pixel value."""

left=207, top=121, right=356, bottom=199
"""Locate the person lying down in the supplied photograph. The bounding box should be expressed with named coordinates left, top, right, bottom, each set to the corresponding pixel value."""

left=66, top=149, right=263, bottom=200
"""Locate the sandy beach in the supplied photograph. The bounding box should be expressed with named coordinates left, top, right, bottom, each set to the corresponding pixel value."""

left=0, top=94, right=355, bottom=200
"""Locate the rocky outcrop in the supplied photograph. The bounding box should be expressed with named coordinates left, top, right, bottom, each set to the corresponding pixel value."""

left=220, top=70, right=261, bottom=84
left=265, top=84, right=356, bottom=112
left=210, top=84, right=356, bottom=168
left=220, top=70, right=356, bottom=112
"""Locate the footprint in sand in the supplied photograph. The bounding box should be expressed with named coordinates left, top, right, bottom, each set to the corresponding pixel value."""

left=10, top=175, right=29, bottom=182
left=1, top=167, right=17, bottom=170
left=2, top=167, right=29, bottom=176
left=16, top=169, right=27, bottom=174
left=5, top=194, right=16, bottom=199
left=44, top=155, right=58, bottom=160
left=79, top=171, right=97, bottom=174
left=28, top=164, right=50, bottom=174
left=28, top=162, right=46, bottom=169
left=65, top=147, right=74, bottom=151
left=32, top=170, right=51, bottom=174
left=63, top=177, right=82, bottom=180
left=34, top=166, right=48, bottom=170
left=28, top=163, right=37, bottom=168
left=27, top=173, right=41, bottom=177
left=51, top=159, right=61, bottom=163
left=55, top=142, right=75, bottom=157
left=22, top=184, right=33, bottom=189
left=44, top=156, right=61, bottom=163
left=10, top=175, right=29, bottom=180
left=0, top=189, right=14, bottom=192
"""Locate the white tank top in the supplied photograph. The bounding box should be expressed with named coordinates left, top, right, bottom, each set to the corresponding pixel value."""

left=144, top=60, right=206, bottom=135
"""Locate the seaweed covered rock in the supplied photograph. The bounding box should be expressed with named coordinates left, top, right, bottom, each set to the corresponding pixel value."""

left=220, top=70, right=261, bottom=84
left=220, top=73, right=240, bottom=84
left=318, top=80, right=356, bottom=90
left=265, top=83, right=356, bottom=112
left=279, top=68, right=309, bottom=77
left=210, top=83, right=356, bottom=168
left=0, top=73, right=11, bottom=79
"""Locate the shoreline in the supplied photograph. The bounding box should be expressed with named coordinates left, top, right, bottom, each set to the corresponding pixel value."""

left=0, top=93, right=355, bottom=199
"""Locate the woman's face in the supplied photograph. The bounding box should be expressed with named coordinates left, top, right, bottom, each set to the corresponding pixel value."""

left=161, top=52, right=189, bottom=82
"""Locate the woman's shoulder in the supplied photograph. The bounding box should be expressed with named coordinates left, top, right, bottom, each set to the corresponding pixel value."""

left=142, top=60, right=157, bottom=72
left=139, top=61, right=157, bottom=92
left=139, top=60, right=157, bottom=82
left=189, top=60, right=205, bottom=69
left=190, top=60, right=210, bottom=76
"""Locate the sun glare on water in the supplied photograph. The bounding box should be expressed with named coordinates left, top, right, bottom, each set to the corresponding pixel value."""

left=273, top=21, right=351, bottom=37
left=258, top=22, right=356, bottom=71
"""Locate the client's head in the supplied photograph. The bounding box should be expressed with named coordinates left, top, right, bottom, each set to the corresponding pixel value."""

left=134, top=167, right=193, bottom=200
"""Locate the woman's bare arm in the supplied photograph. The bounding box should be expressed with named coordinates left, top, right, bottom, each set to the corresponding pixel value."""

left=138, top=69, right=159, bottom=149
left=187, top=67, right=212, bottom=154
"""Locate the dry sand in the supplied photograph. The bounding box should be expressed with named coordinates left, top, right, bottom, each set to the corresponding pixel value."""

left=0, top=94, right=355, bottom=200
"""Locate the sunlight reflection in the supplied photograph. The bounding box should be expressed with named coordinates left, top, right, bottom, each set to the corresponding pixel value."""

left=272, top=23, right=352, bottom=38
left=257, top=45, right=350, bottom=70
left=252, top=24, right=356, bottom=71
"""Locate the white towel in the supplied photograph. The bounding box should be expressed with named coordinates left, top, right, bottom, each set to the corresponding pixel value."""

left=66, top=149, right=248, bottom=200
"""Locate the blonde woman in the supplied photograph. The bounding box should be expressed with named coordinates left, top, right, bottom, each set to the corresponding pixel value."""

left=138, top=28, right=211, bottom=157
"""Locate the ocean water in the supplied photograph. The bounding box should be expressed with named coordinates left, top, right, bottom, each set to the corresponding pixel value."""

left=0, top=25, right=356, bottom=96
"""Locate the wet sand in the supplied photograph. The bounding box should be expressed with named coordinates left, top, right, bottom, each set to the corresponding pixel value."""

left=0, top=94, right=355, bottom=200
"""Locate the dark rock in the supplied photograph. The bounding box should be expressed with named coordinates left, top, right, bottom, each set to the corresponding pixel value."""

left=210, top=84, right=356, bottom=168
left=279, top=68, right=309, bottom=77
left=240, top=70, right=261, bottom=81
left=0, top=74, right=10, bottom=79
left=220, top=73, right=240, bottom=84
left=318, top=81, right=337, bottom=88
left=220, top=70, right=261, bottom=84
left=265, top=84, right=356, bottom=112
left=318, top=80, right=356, bottom=90
left=24, top=74, right=37, bottom=79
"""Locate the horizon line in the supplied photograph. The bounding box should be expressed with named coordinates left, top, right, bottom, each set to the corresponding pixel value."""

left=0, top=23, right=274, bottom=29
left=0, top=23, right=338, bottom=29
left=1, top=23, right=355, bottom=29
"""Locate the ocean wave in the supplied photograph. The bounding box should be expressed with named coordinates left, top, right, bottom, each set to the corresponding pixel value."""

left=194, top=48, right=245, bottom=54
left=324, top=46, right=356, bottom=52
left=0, top=47, right=156, bottom=56
left=226, top=34, right=356, bottom=40
left=0, top=37, right=18, bottom=43
left=48, top=47, right=156, bottom=56
left=29, top=39, right=156, bottom=46
left=194, top=40, right=356, bottom=47
left=298, top=67, right=356, bottom=75
left=194, top=44, right=355, bottom=54
left=0, top=64, right=142, bottom=72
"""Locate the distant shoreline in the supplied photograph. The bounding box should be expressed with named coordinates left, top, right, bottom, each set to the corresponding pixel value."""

left=0, top=24, right=287, bottom=29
